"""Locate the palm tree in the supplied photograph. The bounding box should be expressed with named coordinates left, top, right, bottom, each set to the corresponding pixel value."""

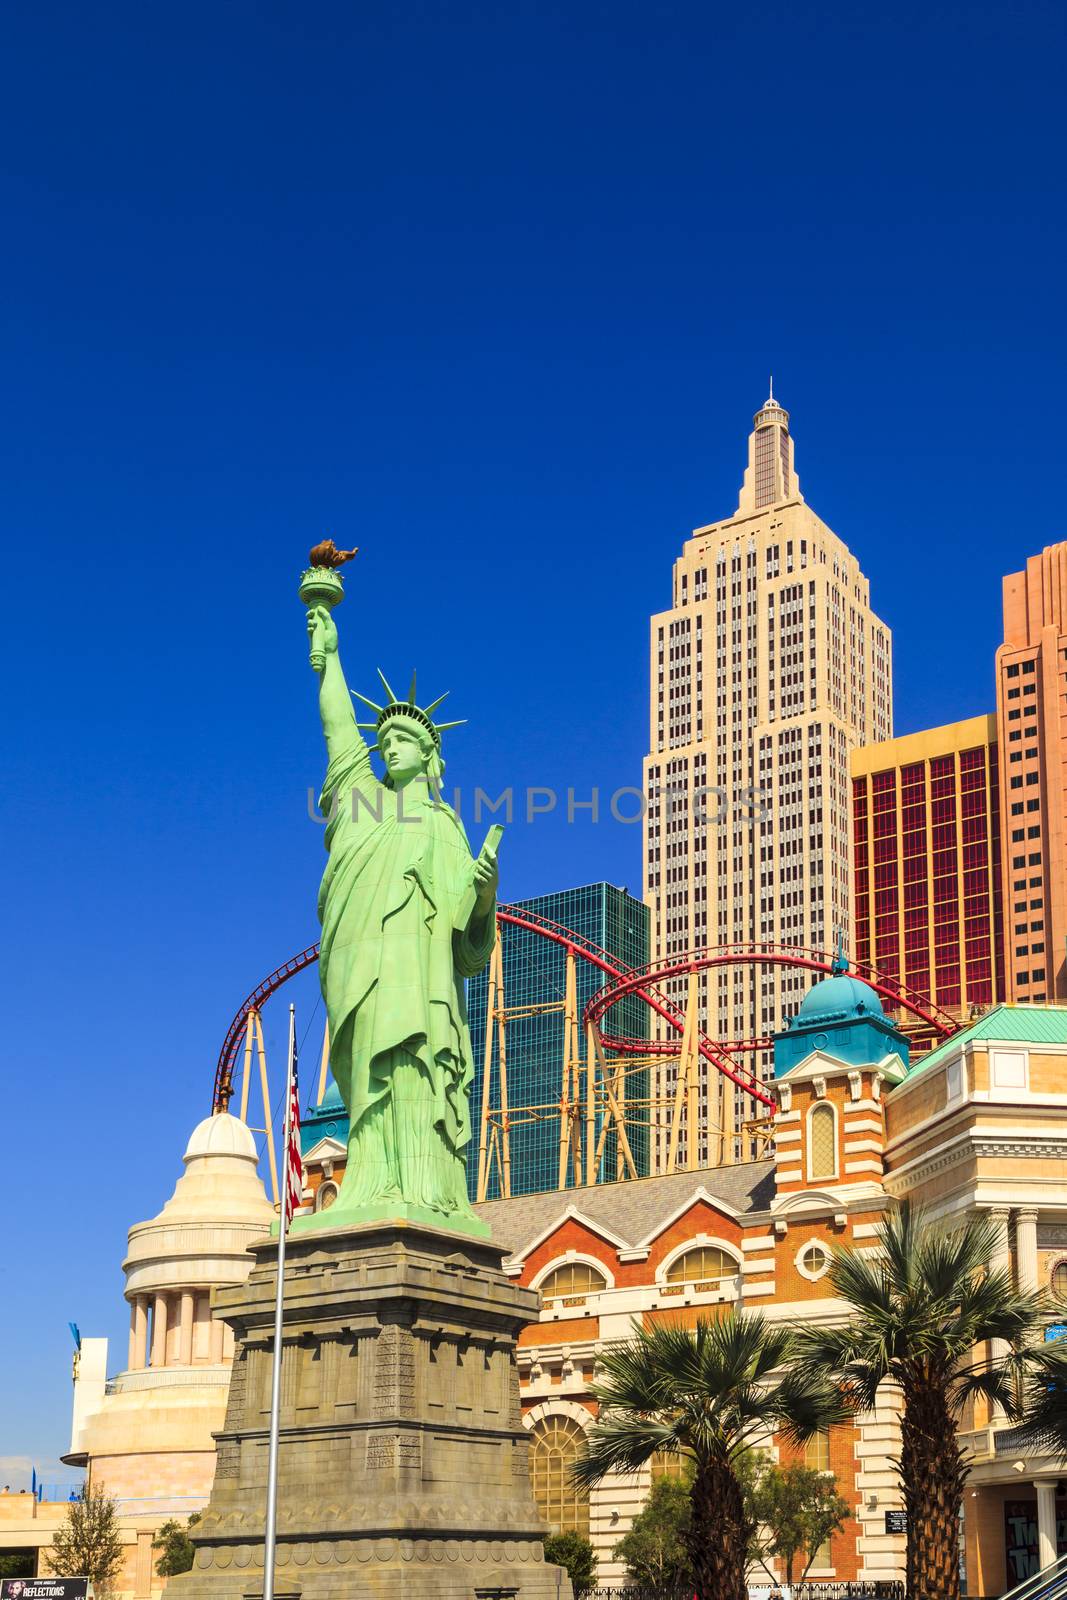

left=572, top=1311, right=849, bottom=1600
left=797, top=1202, right=1046, bottom=1600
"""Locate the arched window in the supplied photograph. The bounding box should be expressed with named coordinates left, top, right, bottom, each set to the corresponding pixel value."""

left=663, top=1246, right=735, bottom=1292
left=1052, top=1261, right=1067, bottom=1301
left=804, top=1428, right=831, bottom=1472
left=529, top=1415, right=589, bottom=1536
left=809, top=1103, right=837, bottom=1180
left=316, top=1181, right=338, bottom=1213
left=539, top=1262, right=607, bottom=1306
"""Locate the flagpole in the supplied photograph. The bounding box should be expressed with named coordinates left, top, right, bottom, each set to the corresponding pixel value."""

left=262, top=1002, right=295, bottom=1600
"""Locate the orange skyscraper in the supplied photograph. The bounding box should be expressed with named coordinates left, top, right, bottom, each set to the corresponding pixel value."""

left=996, top=541, right=1067, bottom=1003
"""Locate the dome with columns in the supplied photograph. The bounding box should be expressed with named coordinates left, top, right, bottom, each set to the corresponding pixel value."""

left=65, top=1107, right=276, bottom=1530
left=122, top=1109, right=275, bottom=1373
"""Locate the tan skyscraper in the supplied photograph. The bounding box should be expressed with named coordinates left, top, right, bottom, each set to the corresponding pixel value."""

left=642, top=391, right=893, bottom=1168
left=996, top=540, right=1067, bottom=1003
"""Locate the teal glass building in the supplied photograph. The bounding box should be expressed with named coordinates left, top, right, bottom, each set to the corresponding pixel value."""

left=467, top=882, right=650, bottom=1201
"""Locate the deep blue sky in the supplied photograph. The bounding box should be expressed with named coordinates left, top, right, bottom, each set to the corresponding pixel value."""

left=1, top=0, right=1064, bottom=1473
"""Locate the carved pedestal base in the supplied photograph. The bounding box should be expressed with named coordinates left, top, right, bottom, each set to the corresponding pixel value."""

left=165, top=1218, right=572, bottom=1599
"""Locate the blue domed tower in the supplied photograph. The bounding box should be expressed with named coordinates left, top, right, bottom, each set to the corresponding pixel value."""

left=771, top=959, right=909, bottom=1203
left=774, top=970, right=909, bottom=1079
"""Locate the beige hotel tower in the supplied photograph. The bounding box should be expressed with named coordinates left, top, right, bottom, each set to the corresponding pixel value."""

left=642, top=390, right=893, bottom=1168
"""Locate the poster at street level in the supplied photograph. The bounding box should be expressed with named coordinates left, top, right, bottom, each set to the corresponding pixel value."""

left=1004, top=1499, right=1067, bottom=1583
left=0, top=1582, right=94, bottom=1598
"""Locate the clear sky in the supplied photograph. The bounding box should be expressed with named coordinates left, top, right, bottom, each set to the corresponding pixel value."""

left=1, top=0, right=1064, bottom=1475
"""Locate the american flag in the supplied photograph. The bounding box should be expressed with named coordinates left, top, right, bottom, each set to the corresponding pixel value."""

left=283, top=1028, right=303, bottom=1229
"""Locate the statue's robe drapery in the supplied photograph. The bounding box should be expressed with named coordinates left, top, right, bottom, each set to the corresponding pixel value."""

left=317, top=727, right=492, bottom=1222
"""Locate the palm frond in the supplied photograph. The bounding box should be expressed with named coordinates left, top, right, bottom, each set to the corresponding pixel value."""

left=577, top=1309, right=853, bottom=1493
left=1015, top=1344, right=1067, bottom=1459
left=775, top=1362, right=857, bottom=1444
left=950, top=1366, right=1021, bottom=1421
left=572, top=1414, right=682, bottom=1485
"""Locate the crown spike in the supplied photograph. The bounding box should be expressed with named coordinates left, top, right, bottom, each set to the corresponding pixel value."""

left=351, top=690, right=384, bottom=713
left=353, top=672, right=461, bottom=751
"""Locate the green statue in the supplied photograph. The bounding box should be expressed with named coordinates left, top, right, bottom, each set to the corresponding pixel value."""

left=298, top=548, right=498, bottom=1237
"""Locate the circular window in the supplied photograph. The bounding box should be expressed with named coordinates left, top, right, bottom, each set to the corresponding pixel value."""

left=1052, top=1261, right=1067, bottom=1300
left=797, top=1241, right=831, bottom=1281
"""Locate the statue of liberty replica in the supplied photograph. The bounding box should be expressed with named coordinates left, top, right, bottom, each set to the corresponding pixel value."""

left=168, top=542, right=570, bottom=1599
left=303, top=546, right=498, bottom=1236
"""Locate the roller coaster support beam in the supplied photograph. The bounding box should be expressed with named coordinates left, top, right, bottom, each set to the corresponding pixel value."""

left=239, top=1010, right=255, bottom=1123
left=590, top=1025, right=639, bottom=1183
left=665, top=969, right=700, bottom=1176
left=558, top=948, right=582, bottom=1190
left=254, top=1010, right=280, bottom=1209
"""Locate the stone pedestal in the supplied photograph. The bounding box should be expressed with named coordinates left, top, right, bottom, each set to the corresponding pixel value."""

left=166, top=1218, right=572, bottom=1598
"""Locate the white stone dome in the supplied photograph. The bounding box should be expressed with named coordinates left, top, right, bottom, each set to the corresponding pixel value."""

left=123, top=1109, right=275, bottom=1297
left=183, top=1111, right=259, bottom=1163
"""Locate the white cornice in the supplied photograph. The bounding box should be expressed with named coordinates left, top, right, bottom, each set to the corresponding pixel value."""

left=973, top=1135, right=1067, bottom=1160
left=770, top=1183, right=887, bottom=1219
left=779, top=1049, right=907, bottom=1091
left=301, top=1136, right=348, bottom=1166
left=885, top=1128, right=971, bottom=1183
left=888, top=1128, right=1067, bottom=1197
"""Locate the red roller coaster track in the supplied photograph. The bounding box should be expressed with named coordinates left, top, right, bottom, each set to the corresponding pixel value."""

left=585, top=942, right=960, bottom=1039
left=212, top=915, right=960, bottom=1115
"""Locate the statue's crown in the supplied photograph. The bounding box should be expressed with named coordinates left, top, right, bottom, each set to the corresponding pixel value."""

left=352, top=669, right=465, bottom=750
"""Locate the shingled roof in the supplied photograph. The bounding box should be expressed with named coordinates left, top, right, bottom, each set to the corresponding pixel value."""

left=474, top=1160, right=777, bottom=1259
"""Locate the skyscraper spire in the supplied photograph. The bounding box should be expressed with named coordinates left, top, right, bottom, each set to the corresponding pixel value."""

left=736, top=384, right=801, bottom=513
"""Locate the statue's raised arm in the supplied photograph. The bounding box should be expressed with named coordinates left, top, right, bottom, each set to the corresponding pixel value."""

left=302, top=541, right=361, bottom=761
left=306, top=603, right=360, bottom=759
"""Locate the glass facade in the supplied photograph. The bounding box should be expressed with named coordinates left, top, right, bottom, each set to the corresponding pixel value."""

left=467, top=883, right=650, bottom=1200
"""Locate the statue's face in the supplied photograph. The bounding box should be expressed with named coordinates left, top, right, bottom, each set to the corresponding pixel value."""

left=379, top=721, right=427, bottom=785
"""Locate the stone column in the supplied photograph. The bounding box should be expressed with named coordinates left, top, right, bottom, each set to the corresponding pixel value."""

left=989, top=1208, right=1012, bottom=1419
left=151, top=1293, right=169, bottom=1367
left=209, top=1311, right=225, bottom=1365
left=1017, top=1208, right=1040, bottom=1294
left=179, top=1291, right=195, bottom=1366
left=134, top=1529, right=155, bottom=1598
left=128, top=1297, right=147, bottom=1370
left=1036, top=1479, right=1058, bottom=1570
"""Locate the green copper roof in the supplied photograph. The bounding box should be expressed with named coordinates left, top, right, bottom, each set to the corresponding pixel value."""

left=910, top=1004, right=1067, bottom=1077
